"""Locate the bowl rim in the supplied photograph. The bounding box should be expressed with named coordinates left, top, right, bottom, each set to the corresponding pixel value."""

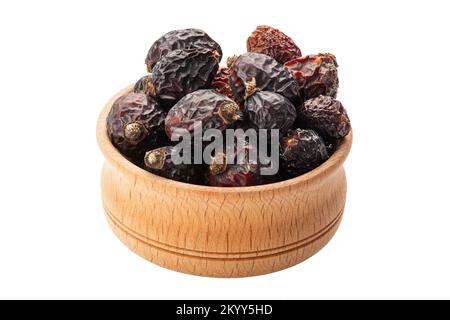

left=97, top=85, right=353, bottom=194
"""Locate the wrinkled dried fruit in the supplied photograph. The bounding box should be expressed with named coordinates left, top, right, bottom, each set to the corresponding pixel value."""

left=143, top=146, right=200, bottom=183
left=107, top=26, right=351, bottom=187
left=284, top=53, right=339, bottom=100
left=245, top=91, right=296, bottom=133
left=165, top=89, right=241, bottom=139
left=145, top=28, right=222, bottom=72
left=151, top=48, right=220, bottom=107
left=107, top=92, right=166, bottom=158
left=280, top=129, right=329, bottom=176
left=228, top=52, right=300, bottom=104
left=300, top=95, right=351, bottom=139
left=247, top=25, right=302, bottom=64
left=323, top=137, right=340, bottom=155
left=207, top=145, right=260, bottom=187
left=133, top=74, right=155, bottom=97
left=210, top=67, right=235, bottom=101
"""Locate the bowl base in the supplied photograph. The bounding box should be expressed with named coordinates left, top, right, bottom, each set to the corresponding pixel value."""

left=103, top=205, right=343, bottom=278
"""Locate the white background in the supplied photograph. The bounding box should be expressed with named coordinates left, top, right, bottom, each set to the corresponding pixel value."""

left=0, top=0, right=449, bottom=299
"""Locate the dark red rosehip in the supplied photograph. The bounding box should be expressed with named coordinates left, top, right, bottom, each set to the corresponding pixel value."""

left=299, top=95, right=351, bottom=139
left=165, top=90, right=242, bottom=139
left=245, top=91, right=296, bottom=133
left=210, top=67, right=235, bottom=102
left=247, top=25, right=302, bottom=64
left=107, top=92, right=166, bottom=158
left=143, top=146, right=202, bottom=183
left=284, top=53, right=339, bottom=100
left=280, top=129, right=329, bottom=176
left=207, top=145, right=260, bottom=187
left=228, top=52, right=301, bottom=105
left=150, top=48, right=220, bottom=108
left=145, top=28, right=222, bottom=72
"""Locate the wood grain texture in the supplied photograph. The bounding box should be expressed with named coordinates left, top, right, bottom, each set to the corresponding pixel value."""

left=97, top=85, right=353, bottom=277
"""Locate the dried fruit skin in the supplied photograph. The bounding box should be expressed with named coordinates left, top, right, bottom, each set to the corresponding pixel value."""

left=133, top=75, right=155, bottom=97
left=207, top=145, right=260, bottom=187
left=151, top=48, right=220, bottom=107
left=284, top=53, right=339, bottom=100
left=145, top=28, right=222, bottom=72
left=210, top=67, right=235, bottom=102
left=245, top=91, right=296, bottom=133
left=107, top=92, right=166, bottom=158
left=280, top=129, right=329, bottom=176
left=228, top=52, right=301, bottom=105
left=247, top=25, right=302, bottom=64
left=323, top=137, right=339, bottom=156
left=300, top=95, right=351, bottom=139
left=165, top=89, right=241, bottom=139
left=143, top=146, right=199, bottom=183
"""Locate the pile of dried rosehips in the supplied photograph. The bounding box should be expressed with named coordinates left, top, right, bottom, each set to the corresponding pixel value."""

left=107, top=26, right=351, bottom=187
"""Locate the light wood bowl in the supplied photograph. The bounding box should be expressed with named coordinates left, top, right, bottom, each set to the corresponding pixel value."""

left=97, top=85, right=353, bottom=278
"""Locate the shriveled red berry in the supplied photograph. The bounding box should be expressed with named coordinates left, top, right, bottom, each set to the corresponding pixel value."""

left=107, top=92, right=166, bottom=158
left=280, top=129, right=329, bottom=176
left=150, top=48, right=220, bottom=108
left=145, top=28, right=222, bottom=72
left=245, top=91, right=296, bottom=133
left=210, top=67, right=235, bottom=102
left=165, top=90, right=242, bottom=139
left=247, top=25, right=302, bottom=64
left=300, top=95, right=351, bottom=139
left=284, top=53, right=339, bottom=100
left=228, top=52, right=300, bottom=104
left=207, top=146, right=260, bottom=187
left=143, top=146, right=200, bottom=183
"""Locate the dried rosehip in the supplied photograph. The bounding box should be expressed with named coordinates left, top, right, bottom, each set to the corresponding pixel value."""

left=228, top=52, right=300, bottom=104
left=210, top=67, right=235, bottom=101
left=133, top=74, right=154, bottom=97
left=299, top=95, right=351, bottom=139
left=143, top=146, right=200, bottom=183
left=284, top=53, right=339, bottom=100
left=280, top=129, right=329, bottom=176
left=107, top=92, right=166, bottom=158
left=245, top=91, right=296, bottom=133
left=247, top=25, right=302, bottom=64
left=145, top=28, right=222, bottom=72
left=165, top=90, right=241, bottom=139
left=150, top=48, right=220, bottom=107
left=323, top=137, right=340, bottom=155
left=207, top=146, right=260, bottom=187
left=228, top=114, right=282, bottom=184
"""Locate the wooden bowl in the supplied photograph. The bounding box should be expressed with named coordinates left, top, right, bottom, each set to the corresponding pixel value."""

left=97, top=86, right=353, bottom=278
